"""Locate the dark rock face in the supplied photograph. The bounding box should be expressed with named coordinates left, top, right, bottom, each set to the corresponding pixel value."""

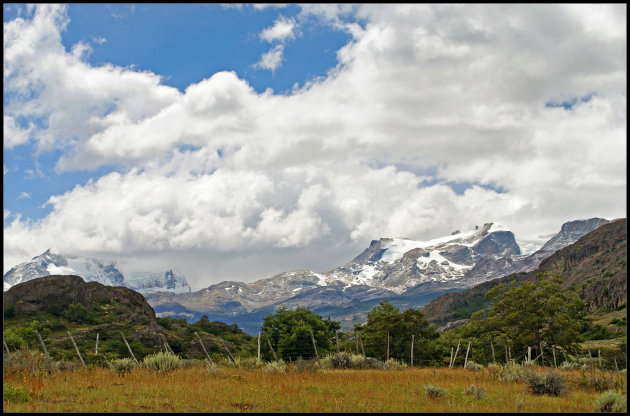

left=473, top=231, right=521, bottom=256
left=3, top=274, right=155, bottom=320
left=349, top=238, right=393, bottom=264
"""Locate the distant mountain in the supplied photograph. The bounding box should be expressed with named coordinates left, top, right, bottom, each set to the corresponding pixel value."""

left=147, top=219, right=609, bottom=334
left=3, top=250, right=191, bottom=295
left=421, top=218, right=626, bottom=331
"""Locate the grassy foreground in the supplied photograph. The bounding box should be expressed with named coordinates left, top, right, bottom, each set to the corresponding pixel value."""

left=3, top=363, right=626, bottom=412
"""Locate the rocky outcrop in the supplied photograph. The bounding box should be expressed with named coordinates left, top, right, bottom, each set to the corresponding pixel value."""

left=4, top=274, right=155, bottom=320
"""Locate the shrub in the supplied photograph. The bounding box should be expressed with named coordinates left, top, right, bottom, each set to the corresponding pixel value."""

left=424, top=384, right=447, bottom=399
left=3, top=350, right=55, bottom=377
left=330, top=352, right=353, bottom=368
left=465, top=360, right=482, bottom=371
left=109, top=357, right=136, bottom=375
left=143, top=351, right=182, bottom=372
left=3, top=383, right=29, bottom=403
left=560, top=360, right=580, bottom=370
left=291, top=357, right=320, bottom=373
left=464, top=384, right=486, bottom=399
left=206, top=360, right=222, bottom=375
left=497, top=362, right=527, bottom=383
left=365, top=357, right=386, bottom=369
left=525, top=371, right=566, bottom=396
left=384, top=358, right=407, bottom=370
left=572, top=371, right=615, bottom=392
left=55, top=360, right=79, bottom=372
left=593, top=390, right=627, bottom=412
left=264, top=360, right=287, bottom=373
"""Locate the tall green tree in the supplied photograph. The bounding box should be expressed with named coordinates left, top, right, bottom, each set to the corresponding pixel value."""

left=472, top=273, right=587, bottom=362
left=261, top=307, right=340, bottom=361
left=360, top=300, right=439, bottom=364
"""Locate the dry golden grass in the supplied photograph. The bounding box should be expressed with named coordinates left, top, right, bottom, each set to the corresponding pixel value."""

left=3, top=365, right=626, bottom=412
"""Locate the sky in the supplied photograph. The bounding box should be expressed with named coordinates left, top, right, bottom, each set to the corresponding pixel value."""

left=3, top=4, right=627, bottom=291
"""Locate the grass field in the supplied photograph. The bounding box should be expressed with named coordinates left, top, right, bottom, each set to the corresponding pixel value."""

left=3, top=361, right=626, bottom=412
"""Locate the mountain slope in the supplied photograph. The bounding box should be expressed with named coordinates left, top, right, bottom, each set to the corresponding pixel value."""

left=421, top=218, right=626, bottom=331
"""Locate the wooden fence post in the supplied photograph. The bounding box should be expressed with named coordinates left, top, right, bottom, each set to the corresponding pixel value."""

left=103, top=354, right=112, bottom=370
left=508, top=345, right=511, bottom=361
left=335, top=332, right=340, bottom=354
left=310, top=330, right=322, bottom=368
left=451, top=341, right=461, bottom=369
left=264, top=333, right=278, bottom=361
left=598, top=350, right=601, bottom=368
left=35, top=330, right=51, bottom=361
left=95, top=332, right=99, bottom=355
left=359, top=332, right=365, bottom=356
left=219, top=337, right=236, bottom=363
left=386, top=324, right=390, bottom=361
left=411, top=334, right=414, bottom=368
left=464, top=340, right=471, bottom=368
left=3, top=339, right=10, bottom=354
left=449, top=347, right=454, bottom=369
left=68, top=331, right=86, bottom=368
left=490, top=340, right=495, bottom=363
left=120, top=332, right=139, bottom=367
left=194, top=331, right=213, bottom=363
left=552, top=346, right=557, bottom=368
left=355, top=331, right=359, bottom=355
left=614, top=356, right=619, bottom=372
left=257, top=332, right=261, bottom=362
left=527, top=346, right=531, bottom=363
left=162, top=334, right=174, bottom=355
left=588, top=349, right=594, bottom=371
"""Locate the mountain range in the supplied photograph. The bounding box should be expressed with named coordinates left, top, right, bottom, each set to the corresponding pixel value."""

left=3, top=249, right=191, bottom=295
left=3, top=217, right=611, bottom=335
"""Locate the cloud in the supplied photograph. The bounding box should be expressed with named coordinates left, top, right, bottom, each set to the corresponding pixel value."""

left=260, top=15, right=297, bottom=43
left=17, top=192, right=31, bottom=200
left=3, top=4, right=626, bottom=288
left=254, top=45, right=285, bottom=73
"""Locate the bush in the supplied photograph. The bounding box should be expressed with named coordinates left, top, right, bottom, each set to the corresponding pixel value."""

left=424, top=384, right=447, bottom=399
left=593, top=390, right=627, bottom=412
left=330, top=352, right=353, bottom=368
left=143, top=351, right=182, bottom=372
left=3, top=350, right=55, bottom=376
left=3, top=383, right=29, bottom=403
left=497, top=362, right=527, bottom=383
left=465, top=360, right=482, bottom=371
left=64, top=303, right=95, bottom=324
left=365, top=357, right=386, bottom=369
left=560, top=360, right=581, bottom=370
left=572, top=371, right=615, bottom=392
left=385, top=358, right=407, bottom=370
left=206, top=360, right=222, bottom=375
left=464, top=384, right=486, bottom=399
left=291, top=357, right=320, bottom=373
left=525, top=371, right=566, bottom=396
left=55, top=360, right=79, bottom=372
left=109, top=357, right=137, bottom=375
left=264, top=360, right=287, bottom=373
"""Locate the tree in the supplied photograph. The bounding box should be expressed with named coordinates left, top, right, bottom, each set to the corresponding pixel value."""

left=360, top=300, right=439, bottom=363
left=261, top=307, right=340, bottom=361
left=473, top=273, right=587, bottom=362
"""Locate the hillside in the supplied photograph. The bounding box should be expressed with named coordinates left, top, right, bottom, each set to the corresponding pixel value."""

left=421, top=218, right=627, bottom=331
left=3, top=275, right=254, bottom=363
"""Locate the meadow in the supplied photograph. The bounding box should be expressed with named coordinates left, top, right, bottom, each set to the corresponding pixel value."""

left=3, top=353, right=626, bottom=413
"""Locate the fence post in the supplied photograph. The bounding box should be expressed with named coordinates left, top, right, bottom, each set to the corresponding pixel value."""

left=588, top=349, right=594, bottom=371
left=310, top=330, right=322, bottom=368
left=449, top=347, right=454, bottom=369
left=508, top=345, right=511, bottom=361
left=355, top=330, right=359, bottom=355
left=464, top=340, right=471, bottom=368
left=95, top=332, right=99, bottom=355
left=359, top=332, right=365, bottom=356
left=219, top=337, right=236, bottom=363
left=258, top=332, right=262, bottom=362
left=614, top=356, right=619, bottom=372
left=490, top=340, right=495, bottom=363
left=451, top=341, right=461, bottom=369
left=120, top=332, right=139, bottom=367
left=552, top=346, right=557, bottom=368
left=194, top=331, right=213, bottom=363
left=35, top=329, right=51, bottom=361
left=386, top=324, right=390, bottom=361
left=410, top=335, right=414, bottom=367
left=68, top=331, right=86, bottom=368
left=3, top=339, right=10, bottom=354
left=598, top=350, right=601, bottom=368
left=264, top=333, right=278, bottom=361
